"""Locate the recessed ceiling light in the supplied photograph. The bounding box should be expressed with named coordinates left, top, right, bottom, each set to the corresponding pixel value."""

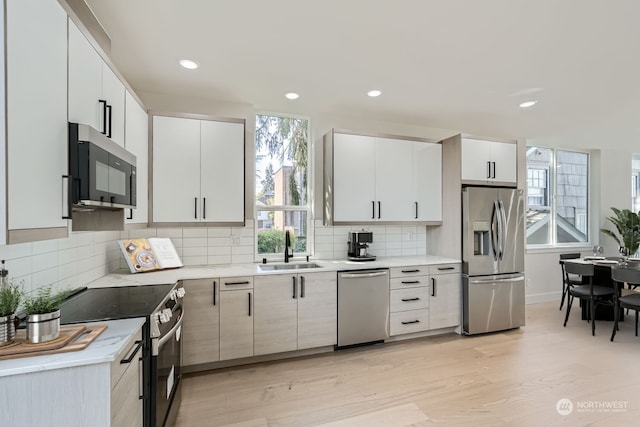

left=285, top=92, right=300, bottom=100
left=519, top=100, right=538, bottom=108
left=367, top=90, right=382, bottom=97
left=179, top=59, right=199, bottom=70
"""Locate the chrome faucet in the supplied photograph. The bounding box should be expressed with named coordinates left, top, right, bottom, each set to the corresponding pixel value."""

left=284, top=230, right=293, bottom=263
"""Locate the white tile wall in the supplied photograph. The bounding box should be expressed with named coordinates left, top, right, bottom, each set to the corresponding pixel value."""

left=312, top=220, right=428, bottom=259
left=0, top=230, right=121, bottom=296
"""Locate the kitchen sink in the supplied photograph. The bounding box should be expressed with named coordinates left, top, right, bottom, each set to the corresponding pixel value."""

left=258, top=262, right=322, bottom=271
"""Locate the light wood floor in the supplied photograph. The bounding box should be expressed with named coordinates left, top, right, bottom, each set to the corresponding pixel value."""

left=175, top=301, right=640, bottom=426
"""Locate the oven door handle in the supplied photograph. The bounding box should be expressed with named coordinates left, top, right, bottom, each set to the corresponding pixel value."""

left=154, top=313, right=184, bottom=356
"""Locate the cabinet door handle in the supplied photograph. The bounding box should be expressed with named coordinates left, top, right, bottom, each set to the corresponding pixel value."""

left=225, top=280, right=250, bottom=286
left=292, top=276, right=297, bottom=299
left=300, top=276, right=305, bottom=298
left=372, top=201, right=375, bottom=219
left=126, top=208, right=133, bottom=220
left=378, top=201, right=381, bottom=219
left=401, top=280, right=420, bottom=284
left=61, top=175, right=72, bottom=219
left=194, top=197, right=198, bottom=219
left=106, top=104, right=112, bottom=138
left=402, top=269, right=420, bottom=273
left=120, top=340, right=143, bottom=364
left=138, top=355, right=143, bottom=399
left=99, top=99, right=107, bottom=134
left=202, top=197, right=206, bottom=219
left=491, top=161, right=496, bottom=179
left=437, top=266, right=455, bottom=271
left=432, top=277, right=437, bottom=297
left=401, top=297, right=420, bottom=302
left=212, top=281, right=217, bottom=306
left=415, top=202, right=418, bottom=219
left=248, top=292, right=252, bottom=316
left=402, top=320, right=420, bottom=325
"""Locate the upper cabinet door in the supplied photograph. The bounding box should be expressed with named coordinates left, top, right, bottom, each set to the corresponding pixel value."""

left=68, top=20, right=102, bottom=131
left=375, top=137, right=413, bottom=221
left=413, top=142, right=442, bottom=222
left=5, top=0, right=68, bottom=240
left=200, top=120, right=245, bottom=223
left=124, top=91, right=148, bottom=224
left=101, top=64, right=126, bottom=146
left=332, top=133, right=376, bottom=222
left=152, top=116, right=201, bottom=223
left=461, top=138, right=517, bottom=185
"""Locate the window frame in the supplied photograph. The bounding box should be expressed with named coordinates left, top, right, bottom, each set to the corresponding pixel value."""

left=254, top=112, right=313, bottom=261
left=526, top=146, right=592, bottom=250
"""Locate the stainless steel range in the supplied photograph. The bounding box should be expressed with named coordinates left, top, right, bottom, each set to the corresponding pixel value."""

left=60, top=283, right=185, bottom=427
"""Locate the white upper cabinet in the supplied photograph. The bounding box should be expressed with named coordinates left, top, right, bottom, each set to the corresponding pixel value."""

left=5, top=0, right=69, bottom=242
left=461, top=138, right=517, bottom=185
left=326, top=130, right=442, bottom=223
left=152, top=115, right=245, bottom=225
left=68, top=20, right=125, bottom=146
left=124, top=91, right=148, bottom=224
left=413, top=142, right=442, bottom=222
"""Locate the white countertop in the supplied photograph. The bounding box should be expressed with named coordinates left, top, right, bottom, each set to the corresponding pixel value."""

left=87, top=255, right=460, bottom=288
left=0, top=317, right=146, bottom=378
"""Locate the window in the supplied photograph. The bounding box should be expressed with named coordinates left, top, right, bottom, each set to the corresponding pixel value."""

left=255, top=114, right=310, bottom=258
left=632, top=157, right=640, bottom=211
left=526, top=146, right=589, bottom=246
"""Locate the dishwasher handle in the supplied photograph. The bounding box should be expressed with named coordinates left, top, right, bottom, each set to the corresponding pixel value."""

left=339, top=271, right=388, bottom=279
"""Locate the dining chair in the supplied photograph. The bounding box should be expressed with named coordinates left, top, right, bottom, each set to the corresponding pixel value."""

left=559, top=253, right=582, bottom=310
left=610, top=265, right=640, bottom=341
left=563, top=261, right=616, bottom=336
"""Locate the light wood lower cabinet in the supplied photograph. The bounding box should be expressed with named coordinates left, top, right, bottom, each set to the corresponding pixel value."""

left=182, top=278, right=220, bottom=366
left=254, top=271, right=337, bottom=355
left=110, top=327, right=143, bottom=427
left=219, top=277, right=254, bottom=360
left=429, top=264, right=462, bottom=330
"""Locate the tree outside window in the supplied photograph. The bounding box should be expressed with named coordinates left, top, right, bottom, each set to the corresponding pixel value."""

left=255, top=114, right=309, bottom=256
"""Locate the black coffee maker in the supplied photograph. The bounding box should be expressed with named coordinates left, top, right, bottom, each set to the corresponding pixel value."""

left=347, top=231, right=376, bottom=261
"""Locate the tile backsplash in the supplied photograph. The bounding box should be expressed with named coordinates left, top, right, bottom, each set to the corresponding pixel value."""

left=0, top=219, right=429, bottom=295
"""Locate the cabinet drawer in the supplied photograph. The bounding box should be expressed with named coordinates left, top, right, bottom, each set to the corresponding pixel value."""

left=390, top=265, right=429, bottom=278
left=111, top=328, right=143, bottom=390
left=219, top=276, right=253, bottom=291
left=390, top=276, right=429, bottom=289
left=390, top=288, right=429, bottom=312
left=429, top=263, right=460, bottom=275
left=390, top=309, right=429, bottom=336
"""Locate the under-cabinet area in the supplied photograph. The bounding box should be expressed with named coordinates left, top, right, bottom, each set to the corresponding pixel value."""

left=179, top=258, right=460, bottom=372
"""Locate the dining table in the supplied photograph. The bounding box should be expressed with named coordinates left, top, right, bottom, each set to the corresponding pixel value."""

left=561, top=256, right=629, bottom=321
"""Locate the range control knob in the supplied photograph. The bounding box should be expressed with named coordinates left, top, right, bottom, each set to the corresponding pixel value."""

left=163, top=308, right=173, bottom=322
left=176, top=287, right=185, bottom=298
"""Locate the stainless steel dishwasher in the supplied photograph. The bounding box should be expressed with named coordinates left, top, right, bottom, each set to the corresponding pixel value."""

left=337, top=269, right=390, bottom=347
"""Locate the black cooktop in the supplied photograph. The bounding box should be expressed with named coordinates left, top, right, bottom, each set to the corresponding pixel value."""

left=60, top=284, right=175, bottom=324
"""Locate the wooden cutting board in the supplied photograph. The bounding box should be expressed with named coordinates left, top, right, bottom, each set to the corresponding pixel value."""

left=0, top=324, right=108, bottom=360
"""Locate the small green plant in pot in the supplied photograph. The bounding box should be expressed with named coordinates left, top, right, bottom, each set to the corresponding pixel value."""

left=600, top=207, right=640, bottom=257
left=0, top=281, right=22, bottom=345
left=23, top=286, right=69, bottom=344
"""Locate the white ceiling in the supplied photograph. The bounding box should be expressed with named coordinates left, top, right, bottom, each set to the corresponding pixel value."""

left=85, top=0, right=640, bottom=149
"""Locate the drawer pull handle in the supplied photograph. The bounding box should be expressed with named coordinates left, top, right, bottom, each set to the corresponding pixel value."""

left=401, top=280, right=420, bottom=284
left=120, top=340, right=143, bottom=364
left=401, top=297, right=420, bottom=302
left=401, top=320, right=420, bottom=325
left=437, top=266, right=455, bottom=271
left=225, top=281, right=250, bottom=286
left=401, top=269, right=420, bottom=273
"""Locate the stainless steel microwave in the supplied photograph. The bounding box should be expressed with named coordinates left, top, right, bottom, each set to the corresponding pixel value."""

left=68, top=123, right=136, bottom=210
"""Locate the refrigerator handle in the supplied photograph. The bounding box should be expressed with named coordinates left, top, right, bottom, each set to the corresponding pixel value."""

left=490, top=200, right=499, bottom=260
left=498, top=200, right=507, bottom=261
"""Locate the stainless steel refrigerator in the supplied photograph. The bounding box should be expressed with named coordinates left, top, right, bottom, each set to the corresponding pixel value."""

left=462, top=186, right=526, bottom=335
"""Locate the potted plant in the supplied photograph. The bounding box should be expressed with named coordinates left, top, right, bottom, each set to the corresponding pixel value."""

left=600, top=207, right=640, bottom=257
left=22, top=286, right=68, bottom=344
left=0, top=280, right=22, bottom=345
